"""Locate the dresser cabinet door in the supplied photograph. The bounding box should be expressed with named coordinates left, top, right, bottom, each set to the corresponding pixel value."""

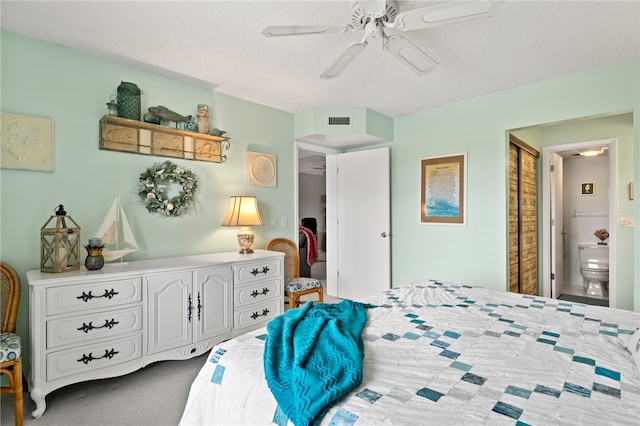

left=194, top=266, right=232, bottom=342
left=146, top=271, right=192, bottom=354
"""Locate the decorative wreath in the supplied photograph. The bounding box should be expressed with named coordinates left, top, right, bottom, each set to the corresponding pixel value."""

left=138, top=160, right=198, bottom=217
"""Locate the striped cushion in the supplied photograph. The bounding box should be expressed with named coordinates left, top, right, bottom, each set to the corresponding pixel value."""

left=0, top=333, right=21, bottom=362
left=285, top=277, right=322, bottom=294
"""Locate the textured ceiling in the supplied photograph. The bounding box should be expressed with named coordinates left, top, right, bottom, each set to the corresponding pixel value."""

left=2, top=1, right=639, bottom=119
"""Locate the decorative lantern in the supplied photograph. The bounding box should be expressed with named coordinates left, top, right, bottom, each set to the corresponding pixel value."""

left=41, top=204, right=81, bottom=273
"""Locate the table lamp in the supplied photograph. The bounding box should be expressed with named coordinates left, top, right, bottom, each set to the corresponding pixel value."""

left=221, top=196, right=263, bottom=254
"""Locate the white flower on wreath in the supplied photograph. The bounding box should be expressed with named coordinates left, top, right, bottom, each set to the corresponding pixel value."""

left=166, top=203, right=174, bottom=211
left=147, top=193, right=156, bottom=200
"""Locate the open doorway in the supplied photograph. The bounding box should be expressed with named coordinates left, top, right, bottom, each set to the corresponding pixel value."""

left=542, top=138, right=617, bottom=308
left=295, top=142, right=337, bottom=288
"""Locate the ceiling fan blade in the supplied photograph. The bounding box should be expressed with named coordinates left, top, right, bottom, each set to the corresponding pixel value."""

left=262, top=25, right=349, bottom=37
left=392, top=1, right=501, bottom=31
left=321, top=41, right=367, bottom=79
left=385, top=35, right=438, bottom=75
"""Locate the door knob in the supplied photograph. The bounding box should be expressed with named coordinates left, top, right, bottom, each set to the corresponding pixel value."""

left=381, top=232, right=388, bottom=238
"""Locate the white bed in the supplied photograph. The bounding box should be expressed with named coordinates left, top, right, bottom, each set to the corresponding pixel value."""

left=180, top=279, right=640, bottom=425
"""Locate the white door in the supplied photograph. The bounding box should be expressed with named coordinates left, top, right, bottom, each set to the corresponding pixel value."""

left=326, top=147, right=390, bottom=300
left=550, top=153, right=564, bottom=299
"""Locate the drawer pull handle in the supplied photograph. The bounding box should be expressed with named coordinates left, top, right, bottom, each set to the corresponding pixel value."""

left=250, top=308, right=270, bottom=320
left=77, top=288, right=119, bottom=303
left=77, top=318, right=120, bottom=334
left=250, top=266, right=270, bottom=276
left=77, top=348, right=119, bottom=364
left=250, top=288, right=270, bottom=298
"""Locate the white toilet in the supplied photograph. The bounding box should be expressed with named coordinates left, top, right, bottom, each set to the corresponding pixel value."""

left=578, top=244, right=609, bottom=297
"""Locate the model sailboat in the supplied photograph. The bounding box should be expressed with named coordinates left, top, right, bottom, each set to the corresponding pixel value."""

left=96, top=196, right=139, bottom=262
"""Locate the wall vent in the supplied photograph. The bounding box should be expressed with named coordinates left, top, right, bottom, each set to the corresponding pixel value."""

left=328, top=116, right=351, bottom=126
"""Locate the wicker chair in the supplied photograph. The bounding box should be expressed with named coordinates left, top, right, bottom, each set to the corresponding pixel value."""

left=1, top=262, right=23, bottom=426
left=266, top=238, right=323, bottom=308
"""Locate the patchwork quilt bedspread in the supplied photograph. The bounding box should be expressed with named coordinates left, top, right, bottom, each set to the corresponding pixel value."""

left=179, top=280, right=640, bottom=425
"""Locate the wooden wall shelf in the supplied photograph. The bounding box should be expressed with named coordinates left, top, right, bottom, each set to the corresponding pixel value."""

left=99, top=115, right=230, bottom=163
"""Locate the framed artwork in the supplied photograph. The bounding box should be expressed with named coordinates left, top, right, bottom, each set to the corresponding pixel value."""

left=247, top=151, right=277, bottom=187
left=581, top=182, right=595, bottom=196
left=420, top=152, right=466, bottom=225
left=1, top=111, right=54, bottom=171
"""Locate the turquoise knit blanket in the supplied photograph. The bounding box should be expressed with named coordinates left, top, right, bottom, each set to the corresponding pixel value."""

left=264, top=300, right=369, bottom=426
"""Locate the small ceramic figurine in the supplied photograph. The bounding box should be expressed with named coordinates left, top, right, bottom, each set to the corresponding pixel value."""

left=197, top=104, right=209, bottom=134
left=209, top=128, right=226, bottom=137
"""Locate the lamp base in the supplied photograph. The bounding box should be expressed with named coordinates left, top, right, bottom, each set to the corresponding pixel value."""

left=237, top=226, right=255, bottom=254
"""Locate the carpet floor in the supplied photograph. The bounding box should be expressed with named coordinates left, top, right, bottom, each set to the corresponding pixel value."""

left=557, top=293, right=609, bottom=307
left=1, top=353, right=208, bottom=426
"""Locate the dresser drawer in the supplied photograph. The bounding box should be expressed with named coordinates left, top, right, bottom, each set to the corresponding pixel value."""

left=234, top=279, right=282, bottom=308
left=46, top=334, right=143, bottom=382
left=46, top=277, right=142, bottom=316
left=234, top=259, right=282, bottom=284
left=46, top=306, right=143, bottom=350
left=234, top=299, right=282, bottom=332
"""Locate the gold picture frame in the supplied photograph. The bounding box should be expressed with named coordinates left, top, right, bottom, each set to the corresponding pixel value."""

left=420, top=153, right=466, bottom=225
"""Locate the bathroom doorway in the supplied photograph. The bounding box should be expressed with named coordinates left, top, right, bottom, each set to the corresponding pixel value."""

left=541, top=138, right=617, bottom=308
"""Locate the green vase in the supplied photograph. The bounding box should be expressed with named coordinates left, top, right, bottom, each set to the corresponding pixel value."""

left=85, top=255, right=104, bottom=270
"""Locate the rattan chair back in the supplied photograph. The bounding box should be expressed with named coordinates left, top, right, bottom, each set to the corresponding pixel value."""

left=1, top=262, right=20, bottom=333
left=265, top=238, right=299, bottom=280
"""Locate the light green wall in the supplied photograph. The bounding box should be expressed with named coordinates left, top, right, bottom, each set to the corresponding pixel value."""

left=1, top=32, right=639, bottom=376
left=0, top=32, right=296, bottom=370
left=392, top=60, right=639, bottom=312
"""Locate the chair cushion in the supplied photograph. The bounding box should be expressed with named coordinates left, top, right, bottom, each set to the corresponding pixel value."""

left=0, top=333, right=21, bottom=362
left=285, top=277, right=322, bottom=294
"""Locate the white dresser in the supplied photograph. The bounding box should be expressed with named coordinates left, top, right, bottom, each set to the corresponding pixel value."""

left=27, top=250, right=283, bottom=418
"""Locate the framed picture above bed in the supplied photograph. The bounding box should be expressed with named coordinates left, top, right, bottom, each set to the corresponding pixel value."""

left=420, top=152, right=466, bottom=225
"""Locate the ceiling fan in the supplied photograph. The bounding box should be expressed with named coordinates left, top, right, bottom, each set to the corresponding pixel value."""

left=262, top=0, right=501, bottom=79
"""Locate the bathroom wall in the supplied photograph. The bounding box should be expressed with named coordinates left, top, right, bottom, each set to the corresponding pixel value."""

left=562, top=155, right=610, bottom=285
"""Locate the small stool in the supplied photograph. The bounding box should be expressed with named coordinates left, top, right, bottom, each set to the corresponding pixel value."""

left=285, top=277, right=324, bottom=308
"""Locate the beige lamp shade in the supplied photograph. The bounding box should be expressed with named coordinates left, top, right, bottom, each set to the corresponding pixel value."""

left=222, top=196, right=263, bottom=253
